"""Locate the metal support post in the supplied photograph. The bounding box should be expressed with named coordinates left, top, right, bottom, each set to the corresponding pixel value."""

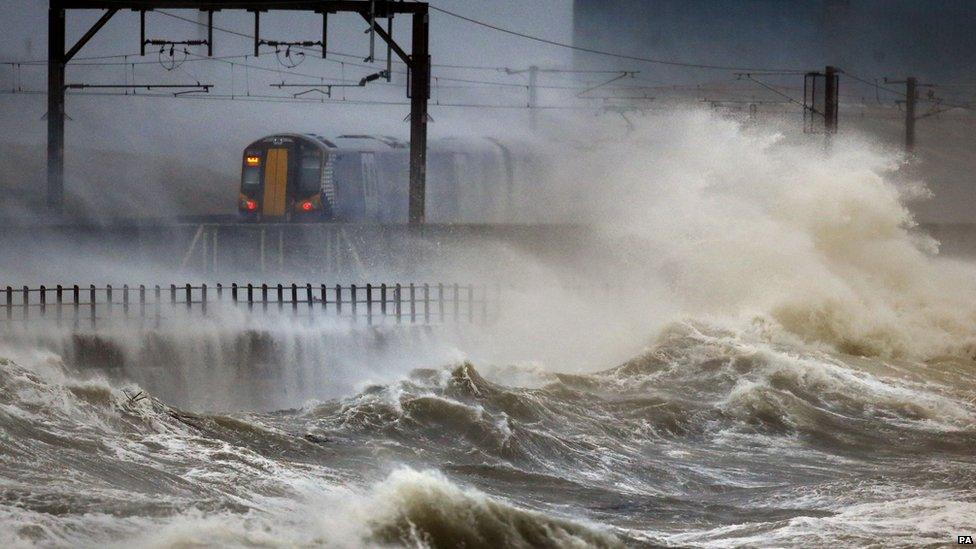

left=47, top=2, right=66, bottom=212
left=905, top=76, right=917, bottom=154
left=408, top=7, right=429, bottom=224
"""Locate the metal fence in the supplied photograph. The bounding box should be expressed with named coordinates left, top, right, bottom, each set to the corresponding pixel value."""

left=0, top=283, right=492, bottom=330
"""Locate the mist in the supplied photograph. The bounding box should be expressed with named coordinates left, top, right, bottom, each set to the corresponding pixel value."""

left=1, top=2, right=976, bottom=547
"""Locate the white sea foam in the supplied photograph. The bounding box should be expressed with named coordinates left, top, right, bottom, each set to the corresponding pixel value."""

left=2, top=108, right=975, bottom=548
left=549, top=110, right=976, bottom=361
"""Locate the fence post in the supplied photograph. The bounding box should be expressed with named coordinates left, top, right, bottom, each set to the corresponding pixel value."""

left=139, top=285, right=146, bottom=319
left=56, top=284, right=63, bottom=325
left=105, top=284, right=112, bottom=318
left=22, top=286, right=29, bottom=321
left=154, top=285, right=162, bottom=325
left=468, top=285, right=474, bottom=323
left=276, top=283, right=284, bottom=312
left=410, top=283, right=416, bottom=324
left=395, top=283, right=402, bottom=324
left=306, top=283, right=313, bottom=312
left=423, top=283, right=430, bottom=324
left=4, top=286, right=11, bottom=321
left=39, top=285, right=46, bottom=318
left=453, top=283, right=460, bottom=323
left=366, top=283, right=373, bottom=326
left=291, top=283, right=298, bottom=314
left=261, top=284, right=268, bottom=312
left=73, top=285, right=80, bottom=327
left=231, top=283, right=238, bottom=303
left=351, top=284, right=358, bottom=322
left=381, top=283, right=388, bottom=318
left=336, top=284, right=342, bottom=315
left=170, top=284, right=176, bottom=307
left=122, top=284, right=129, bottom=318
left=185, top=283, right=192, bottom=312
left=438, top=283, right=444, bottom=323
left=321, top=284, right=328, bottom=312
left=89, top=284, right=97, bottom=329
left=247, top=283, right=254, bottom=311
left=201, top=283, right=208, bottom=316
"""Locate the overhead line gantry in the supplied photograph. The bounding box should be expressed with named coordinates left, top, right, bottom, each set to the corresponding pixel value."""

left=48, top=0, right=430, bottom=223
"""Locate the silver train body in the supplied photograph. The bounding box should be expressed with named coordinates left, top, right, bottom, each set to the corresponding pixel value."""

left=238, top=133, right=536, bottom=223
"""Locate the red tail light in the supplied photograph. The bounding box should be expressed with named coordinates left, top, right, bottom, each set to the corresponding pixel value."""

left=300, top=201, right=313, bottom=211
left=245, top=199, right=257, bottom=211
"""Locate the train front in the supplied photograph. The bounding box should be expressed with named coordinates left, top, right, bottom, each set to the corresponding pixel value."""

left=238, top=134, right=331, bottom=222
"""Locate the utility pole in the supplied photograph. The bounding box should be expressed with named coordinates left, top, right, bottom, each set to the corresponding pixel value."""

left=47, top=1, right=66, bottom=213
left=802, top=67, right=839, bottom=137
left=885, top=76, right=918, bottom=155
left=824, top=65, right=839, bottom=134
left=408, top=6, right=430, bottom=224
left=905, top=76, right=917, bottom=154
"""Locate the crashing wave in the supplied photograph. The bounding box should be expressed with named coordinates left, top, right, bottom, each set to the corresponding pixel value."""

left=363, top=468, right=622, bottom=548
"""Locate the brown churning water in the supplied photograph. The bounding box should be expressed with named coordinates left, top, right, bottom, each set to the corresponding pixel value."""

left=1, top=110, right=975, bottom=547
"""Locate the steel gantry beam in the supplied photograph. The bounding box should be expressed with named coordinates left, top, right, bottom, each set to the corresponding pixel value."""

left=47, top=0, right=431, bottom=223
left=56, top=1, right=426, bottom=10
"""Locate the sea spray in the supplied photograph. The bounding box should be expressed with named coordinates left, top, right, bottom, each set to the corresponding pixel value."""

left=549, top=110, right=976, bottom=360
left=2, top=109, right=976, bottom=547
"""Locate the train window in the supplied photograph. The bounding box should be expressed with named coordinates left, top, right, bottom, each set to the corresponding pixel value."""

left=299, top=153, right=322, bottom=193
left=242, top=167, right=260, bottom=188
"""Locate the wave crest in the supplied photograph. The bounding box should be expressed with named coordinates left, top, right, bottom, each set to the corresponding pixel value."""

left=364, top=468, right=623, bottom=549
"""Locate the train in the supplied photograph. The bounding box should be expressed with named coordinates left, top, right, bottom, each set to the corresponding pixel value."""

left=238, top=133, right=537, bottom=223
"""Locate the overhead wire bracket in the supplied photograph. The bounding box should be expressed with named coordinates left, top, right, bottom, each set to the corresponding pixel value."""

left=139, top=11, right=211, bottom=58
left=270, top=70, right=387, bottom=98
left=365, top=0, right=376, bottom=62
left=65, top=82, right=212, bottom=97
left=258, top=40, right=323, bottom=68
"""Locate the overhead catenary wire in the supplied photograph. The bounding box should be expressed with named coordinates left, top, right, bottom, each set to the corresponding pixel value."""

left=841, top=70, right=906, bottom=97
left=424, top=3, right=806, bottom=73
left=5, top=7, right=959, bottom=100
left=843, top=69, right=972, bottom=111
left=4, top=4, right=974, bottom=94
left=0, top=87, right=656, bottom=110
left=737, top=74, right=809, bottom=110
left=149, top=5, right=720, bottom=74
left=9, top=49, right=971, bottom=101
left=4, top=3, right=972, bottom=114
left=149, top=11, right=639, bottom=91
left=151, top=7, right=813, bottom=89
left=2, top=48, right=955, bottom=108
left=2, top=49, right=744, bottom=95
left=5, top=87, right=965, bottom=121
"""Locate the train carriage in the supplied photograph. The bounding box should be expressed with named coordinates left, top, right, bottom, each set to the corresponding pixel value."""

left=239, top=133, right=525, bottom=223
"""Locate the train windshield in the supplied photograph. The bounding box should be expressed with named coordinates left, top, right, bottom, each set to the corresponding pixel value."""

left=299, top=153, right=321, bottom=194
left=242, top=166, right=260, bottom=188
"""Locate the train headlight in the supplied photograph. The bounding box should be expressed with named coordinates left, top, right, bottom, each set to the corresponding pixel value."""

left=245, top=155, right=260, bottom=167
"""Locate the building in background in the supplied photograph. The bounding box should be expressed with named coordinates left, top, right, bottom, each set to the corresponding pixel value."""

left=573, top=0, right=976, bottom=88
left=572, top=0, right=976, bottom=224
